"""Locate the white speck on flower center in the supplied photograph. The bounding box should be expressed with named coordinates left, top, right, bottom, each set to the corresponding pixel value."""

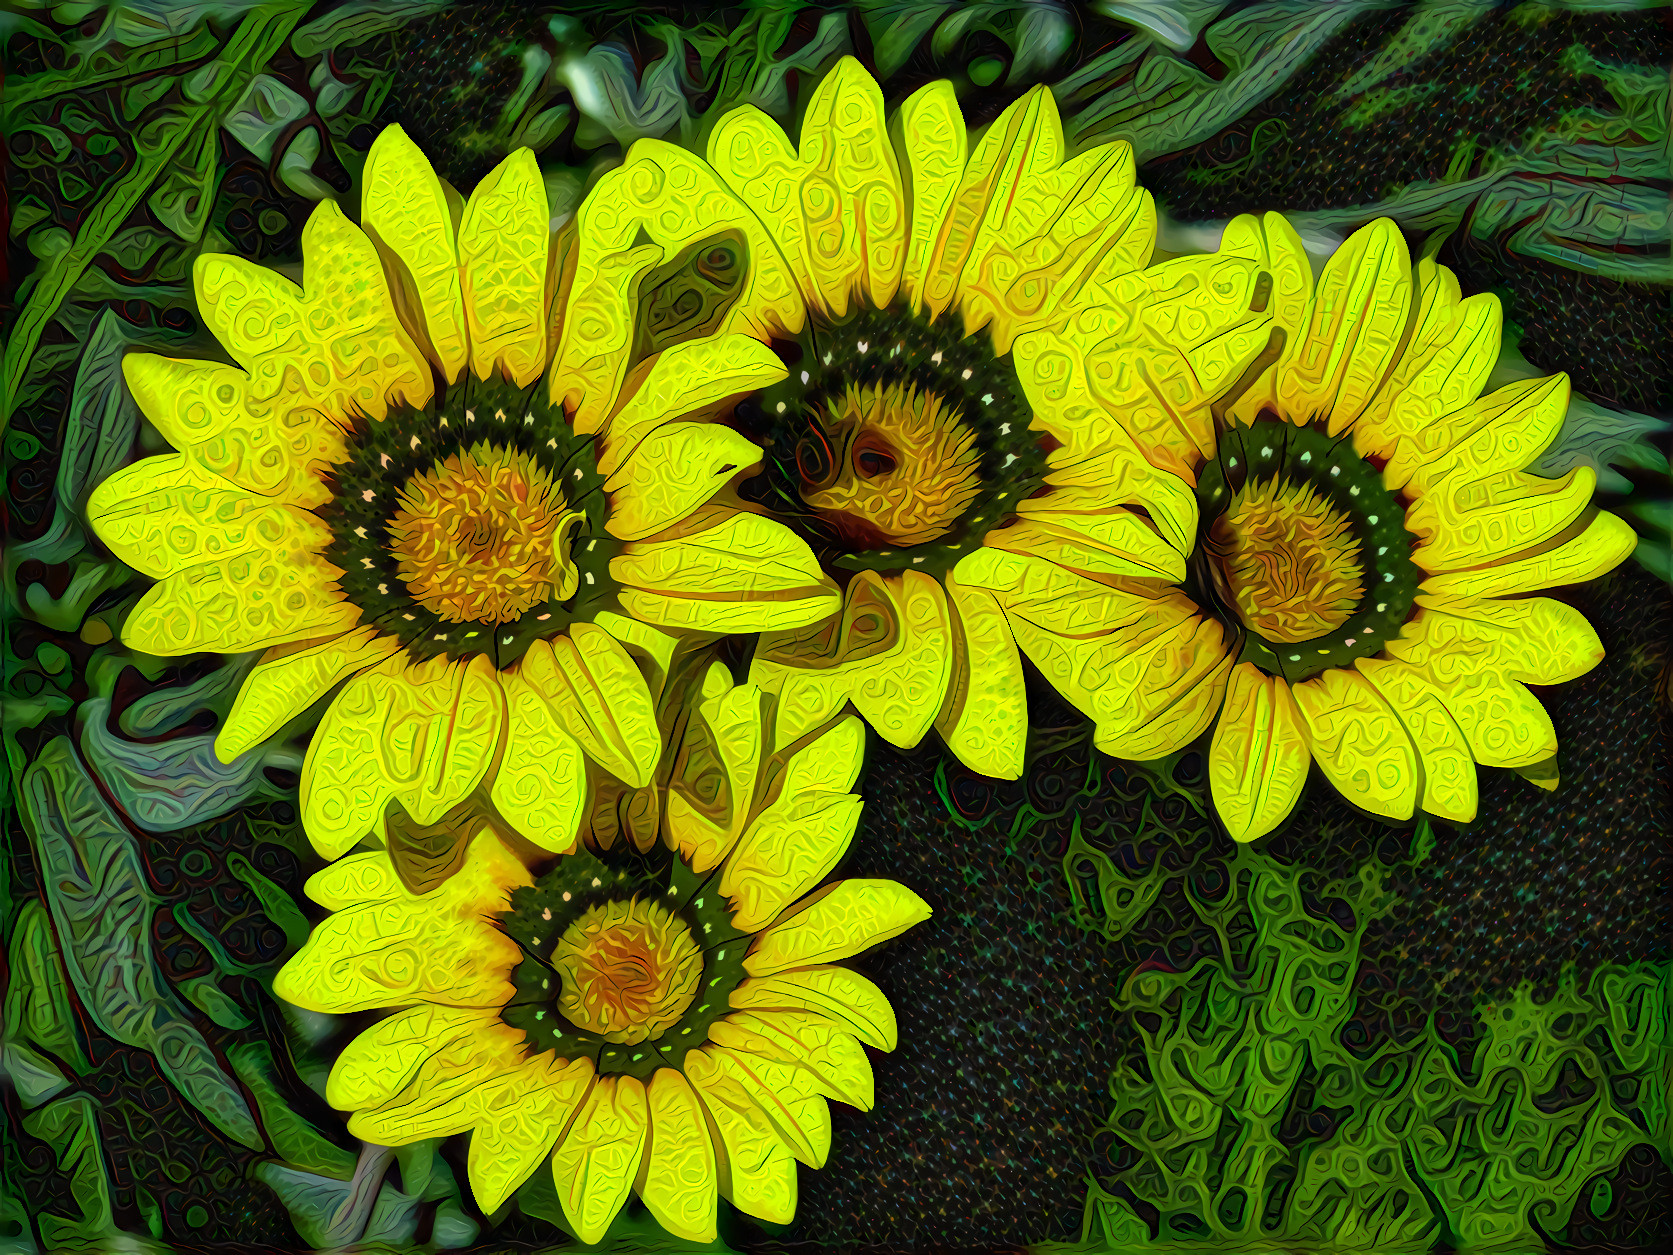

left=931, top=351, right=943, bottom=365
left=361, top=490, right=374, bottom=502
left=962, top=368, right=972, bottom=380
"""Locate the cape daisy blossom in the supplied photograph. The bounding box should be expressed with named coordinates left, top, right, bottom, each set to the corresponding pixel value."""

left=551, top=56, right=1277, bottom=779
left=274, top=672, right=927, bottom=1240
left=86, top=125, right=836, bottom=861
left=1062, top=212, right=1634, bottom=840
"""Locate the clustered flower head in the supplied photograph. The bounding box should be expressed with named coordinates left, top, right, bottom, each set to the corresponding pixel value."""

left=89, top=53, right=1629, bottom=1238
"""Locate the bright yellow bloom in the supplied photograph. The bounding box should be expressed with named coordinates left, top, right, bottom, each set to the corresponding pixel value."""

left=554, top=56, right=1277, bottom=780
left=274, top=668, right=928, bottom=1240
left=87, top=125, right=839, bottom=861
left=1041, top=212, right=1634, bottom=840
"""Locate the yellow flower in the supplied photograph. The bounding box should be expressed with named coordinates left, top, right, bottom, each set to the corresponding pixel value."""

left=274, top=669, right=928, bottom=1240
left=1027, top=212, right=1634, bottom=840
left=86, top=125, right=839, bottom=861
left=553, top=56, right=1277, bottom=780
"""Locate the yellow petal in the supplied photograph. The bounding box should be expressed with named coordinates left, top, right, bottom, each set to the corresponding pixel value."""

left=606, top=422, right=764, bottom=541
left=721, top=717, right=865, bottom=932
left=729, top=967, right=898, bottom=1052
left=459, top=148, right=549, bottom=386
left=745, top=880, right=931, bottom=978
left=1097, top=635, right=1235, bottom=763
left=640, top=1069, right=718, bottom=1243
left=1410, top=465, right=1597, bottom=574
left=304, top=848, right=405, bottom=911
left=1391, top=593, right=1604, bottom=687
left=1387, top=373, right=1568, bottom=499
left=326, top=1004, right=486, bottom=1110
left=666, top=683, right=766, bottom=874
left=300, top=654, right=505, bottom=859
left=468, top=1056, right=594, bottom=1214
left=701, top=1046, right=831, bottom=1168
left=1216, top=211, right=1312, bottom=430
left=120, top=548, right=357, bottom=658
left=194, top=198, right=431, bottom=419
left=708, top=55, right=904, bottom=318
left=612, top=512, right=839, bottom=633
left=361, top=124, right=469, bottom=381
left=1351, top=258, right=1501, bottom=472
left=492, top=657, right=589, bottom=855
left=555, top=141, right=803, bottom=429
left=274, top=829, right=530, bottom=1013
left=1274, top=218, right=1412, bottom=436
left=749, top=570, right=951, bottom=751
left=934, top=578, right=1026, bottom=780
left=1289, top=668, right=1420, bottom=822
left=522, top=626, right=661, bottom=788
left=216, top=626, right=400, bottom=762
left=1207, top=663, right=1310, bottom=843
left=682, top=1047, right=798, bottom=1225
left=596, top=334, right=787, bottom=469
left=120, top=353, right=346, bottom=509
left=552, top=1075, right=649, bottom=1244
left=714, top=1010, right=874, bottom=1111
left=1419, top=509, right=1636, bottom=598
left=894, top=80, right=967, bottom=316
left=1355, top=658, right=1477, bottom=824
left=87, top=453, right=330, bottom=579
left=985, top=510, right=1186, bottom=583
left=1368, top=659, right=1556, bottom=771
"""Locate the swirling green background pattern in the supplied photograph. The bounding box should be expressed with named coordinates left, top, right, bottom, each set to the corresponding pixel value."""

left=2, top=2, right=1668, bottom=1252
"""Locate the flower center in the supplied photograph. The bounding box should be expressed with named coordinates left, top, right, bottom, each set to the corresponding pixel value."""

left=1210, top=478, right=1362, bottom=643
left=387, top=443, right=582, bottom=625
left=551, top=898, right=703, bottom=1045
left=803, top=382, right=982, bottom=548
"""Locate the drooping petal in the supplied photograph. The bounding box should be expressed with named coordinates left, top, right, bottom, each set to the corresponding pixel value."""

left=606, top=422, right=764, bottom=541
left=1355, top=658, right=1477, bottom=824
left=749, top=570, right=951, bottom=751
left=521, top=626, right=661, bottom=788
left=468, top=1056, right=595, bottom=1214
left=361, top=124, right=469, bottom=382
left=1418, top=510, right=1636, bottom=598
left=640, top=1068, right=718, bottom=1243
left=216, top=626, right=401, bottom=762
left=492, top=655, right=590, bottom=855
left=933, top=578, right=1026, bottom=780
left=712, top=1010, right=875, bottom=1111
left=894, top=80, right=967, bottom=316
left=665, top=682, right=766, bottom=874
left=1273, top=217, right=1413, bottom=436
left=682, top=1047, right=798, bottom=1225
left=459, top=148, right=550, bottom=386
left=701, top=1046, right=832, bottom=1168
left=1410, top=465, right=1598, bottom=574
left=1386, top=373, right=1568, bottom=499
left=275, top=829, right=530, bottom=1014
left=728, top=966, right=898, bottom=1052
left=745, top=880, right=931, bottom=978
left=1215, top=210, right=1312, bottom=430
left=612, top=512, right=839, bottom=633
left=551, top=1075, right=650, bottom=1244
left=300, top=653, right=506, bottom=859
left=708, top=55, right=905, bottom=319
left=1289, top=668, right=1420, bottom=822
left=1207, top=663, right=1311, bottom=843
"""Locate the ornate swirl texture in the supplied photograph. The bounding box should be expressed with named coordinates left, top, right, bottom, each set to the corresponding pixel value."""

left=273, top=668, right=930, bottom=1242
left=561, top=55, right=1282, bottom=783
left=84, top=123, right=841, bottom=864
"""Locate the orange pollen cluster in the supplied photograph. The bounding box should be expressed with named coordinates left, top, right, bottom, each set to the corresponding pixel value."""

left=386, top=443, right=580, bottom=624
left=1210, top=478, right=1363, bottom=643
left=551, top=899, right=703, bottom=1045
left=805, top=382, right=982, bottom=548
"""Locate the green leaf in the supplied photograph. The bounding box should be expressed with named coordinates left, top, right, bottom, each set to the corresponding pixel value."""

left=149, top=121, right=219, bottom=240
left=1531, top=395, right=1669, bottom=494
left=291, top=0, right=453, bottom=57
left=21, top=1095, right=114, bottom=1247
left=228, top=851, right=312, bottom=957
left=227, top=1041, right=357, bottom=1180
left=3, top=899, right=91, bottom=1074
left=856, top=0, right=951, bottom=80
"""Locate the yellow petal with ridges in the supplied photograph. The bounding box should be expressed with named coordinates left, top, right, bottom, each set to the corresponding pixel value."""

left=894, top=79, right=967, bottom=315
left=1386, top=373, right=1568, bottom=498
left=682, top=1047, right=798, bottom=1225
left=492, top=657, right=589, bottom=854
left=300, top=654, right=505, bottom=859
left=555, top=141, right=803, bottom=428
left=933, top=577, right=1026, bottom=779
left=274, top=830, right=529, bottom=1014
left=1355, top=658, right=1477, bottom=824
left=1216, top=211, right=1312, bottom=431
left=1371, top=658, right=1556, bottom=770
left=459, top=148, right=550, bottom=386
left=746, top=880, right=931, bottom=978
left=531, top=625, right=661, bottom=788
left=326, top=1004, right=484, bottom=1111
left=362, top=124, right=469, bottom=382
left=607, top=422, right=764, bottom=541
left=216, top=626, right=400, bottom=763
left=715, top=1010, right=875, bottom=1111
left=986, top=511, right=1186, bottom=584
left=641, top=1069, right=718, bottom=1243
left=552, top=1075, right=649, bottom=1244
left=1419, top=509, right=1635, bottom=598
left=1411, top=464, right=1597, bottom=573
left=195, top=198, right=431, bottom=419
left=666, top=683, right=766, bottom=874
left=1391, top=593, right=1604, bottom=687
left=708, top=55, right=904, bottom=319
left=304, top=848, right=405, bottom=912
left=468, top=1056, right=594, bottom=1214
left=704, top=1046, right=831, bottom=1168
left=613, top=512, right=839, bottom=634
left=1098, top=641, right=1235, bottom=763
left=596, top=334, right=787, bottom=469
left=1289, top=668, right=1420, bottom=822
left=1274, top=218, right=1412, bottom=436
left=121, top=548, right=357, bottom=658
left=729, top=967, right=897, bottom=1052
left=1208, top=663, right=1310, bottom=843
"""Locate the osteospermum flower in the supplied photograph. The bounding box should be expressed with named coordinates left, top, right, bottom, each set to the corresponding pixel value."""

left=86, top=126, right=837, bottom=860
left=274, top=671, right=928, bottom=1239
left=550, top=56, right=1276, bottom=779
left=1030, top=212, right=1634, bottom=840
